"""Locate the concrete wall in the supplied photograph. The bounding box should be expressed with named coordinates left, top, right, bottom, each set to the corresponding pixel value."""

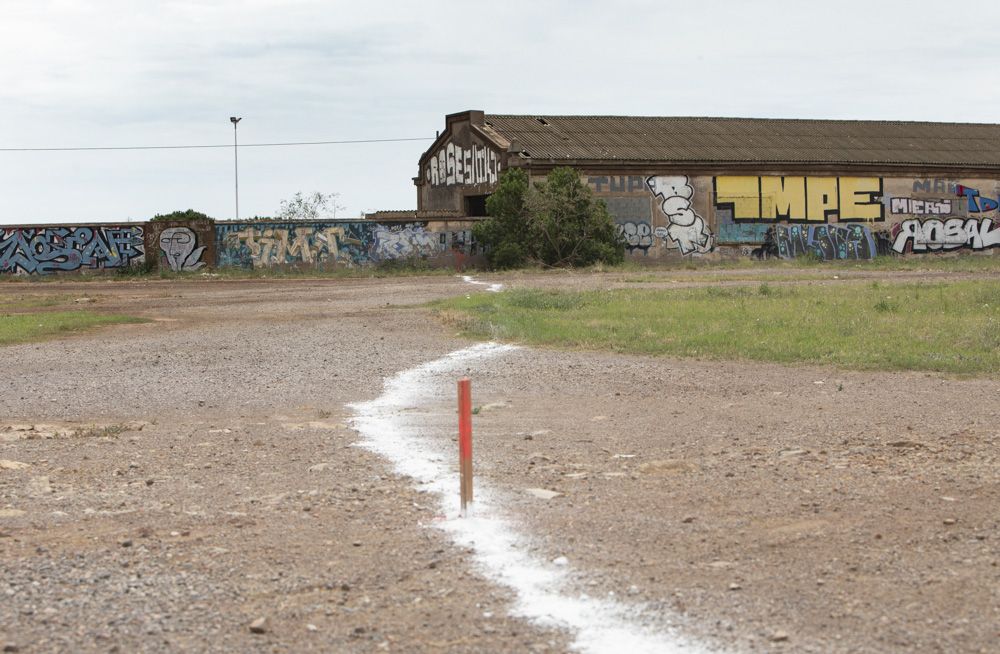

left=0, top=224, right=145, bottom=274
left=0, top=219, right=483, bottom=275
left=415, top=113, right=999, bottom=262
left=417, top=112, right=505, bottom=216
left=587, top=173, right=1000, bottom=261
left=145, top=219, right=215, bottom=272
left=216, top=219, right=482, bottom=269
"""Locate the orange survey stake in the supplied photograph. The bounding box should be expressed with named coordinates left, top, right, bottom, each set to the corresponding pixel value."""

left=457, top=377, right=473, bottom=514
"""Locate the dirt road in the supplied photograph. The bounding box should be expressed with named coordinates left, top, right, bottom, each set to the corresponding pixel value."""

left=1, top=271, right=997, bottom=653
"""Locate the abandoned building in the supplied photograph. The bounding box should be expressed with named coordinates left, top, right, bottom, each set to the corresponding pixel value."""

left=411, top=110, right=1000, bottom=260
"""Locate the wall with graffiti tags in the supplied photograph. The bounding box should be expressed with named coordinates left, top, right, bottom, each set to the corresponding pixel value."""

left=582, top=172, right=1000, bottom=260
left=144, top=220, right=215, bottom=272
left=215, top=220, right=480, bottom=270
left=0, top=218, right=484, bottom=275
left=0, top=225, right=145, bottom=275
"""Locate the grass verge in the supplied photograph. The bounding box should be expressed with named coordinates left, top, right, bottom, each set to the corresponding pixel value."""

left=0, top=311, right=146, bottom=346
left=434, top=281, right=1000, bottom=376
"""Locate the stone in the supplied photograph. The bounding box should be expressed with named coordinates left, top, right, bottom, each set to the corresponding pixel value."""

left=638, top=460, right=697, bottom=475
left=0, top=510, right=26, bottom=519
left=525, top=488, right=562, bottom=500
left=249, top=617, right=268, bottom=634
left=770, top=630, right=789, bottom=642
left=308, top=463, right=332, bottom=473
left=0, top=460, right=30, bottom=471
left=552, top=556, right=569, bottom=566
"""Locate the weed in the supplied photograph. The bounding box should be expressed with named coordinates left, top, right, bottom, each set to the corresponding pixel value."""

left=434, top=281, right=1000, bottom=376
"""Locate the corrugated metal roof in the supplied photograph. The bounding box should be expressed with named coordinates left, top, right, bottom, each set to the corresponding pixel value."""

left=481, top=115, right=1000, bottom=167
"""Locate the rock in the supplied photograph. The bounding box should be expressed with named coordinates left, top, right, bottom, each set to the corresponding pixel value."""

left=28, top=476, right=53, bottom=495
left=590, top=415, right=608, bottom=422
left=3, top=643, right=19, bottom=652
left=306, top=624, right=318, bottom=632
left=552, top=556, right=569, bottom=566
left=120, top=539, right=133, bottom=548
left=525, top=488, right=562, bottom=500
left=638, top=460, right=697, bottom=475
left=770, top=630, right=789, bottom=642
left=0, top=460, right=30, bottom=471
left=0, top=509, right=26, bottom=518
left=249, top=617, right=268, bottom=634
left=728, top=583, right=742, bottom=591
left=943, top=518, right=957, bottom=525
left=308, top=463, right=332, bottom=473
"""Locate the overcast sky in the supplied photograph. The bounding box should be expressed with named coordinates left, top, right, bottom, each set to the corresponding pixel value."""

left=2, top=0, right=999, bottom=224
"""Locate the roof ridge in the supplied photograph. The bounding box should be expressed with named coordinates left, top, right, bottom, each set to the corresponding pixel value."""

left=484, top=114, right=1000, bottom=127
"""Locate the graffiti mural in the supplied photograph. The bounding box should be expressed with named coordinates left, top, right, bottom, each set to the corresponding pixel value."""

left=370, top=224, right=440, bottom=259
left=588, top=176, right=647, bottom=193
left=646, top=176, right=714, bottom=255
left=774, top=224, right=877, bottom=260
left=216, top=222, right=454, bottom=269
left=616, top=221, right=653, bottom=254
left=889, top=198, right=953, bottom=215
left=913, top=179, right=961, bottom=195
left=0, top=226, right=144, bottom=275
left=891, top=218, right=1000, bottom=253
left=427, top=142, right=501, bottom=187
left=957, top=185, right=1000, bottom=214
left=714, top=176, right=884, bottom=222
left=159, top=227, right=206, bottom=272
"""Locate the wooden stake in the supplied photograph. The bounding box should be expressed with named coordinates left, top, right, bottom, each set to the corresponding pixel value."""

left=458, top=377, right=473, bottom=515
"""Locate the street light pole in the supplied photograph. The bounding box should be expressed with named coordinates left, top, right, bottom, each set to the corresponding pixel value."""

left=230, top=116, right=242, bottom=220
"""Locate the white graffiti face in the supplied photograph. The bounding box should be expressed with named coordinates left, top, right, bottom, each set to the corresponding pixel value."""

left=646, top=175, right=714, bottom=255
left=159, top=227, right=206, bottom=272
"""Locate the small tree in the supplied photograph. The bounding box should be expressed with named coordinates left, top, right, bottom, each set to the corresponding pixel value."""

left=150, top=209, right=212, bottom=222
left=473, top=167, right=624, bottom=269
left=276, top=191, right=345, bottom=221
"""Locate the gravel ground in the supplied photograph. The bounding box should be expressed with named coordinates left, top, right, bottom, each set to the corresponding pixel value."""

left=1, top=271, right=998, bottom=653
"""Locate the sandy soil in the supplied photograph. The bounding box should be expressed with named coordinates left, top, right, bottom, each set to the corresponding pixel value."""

left=1, top=269, right=997, bottom=653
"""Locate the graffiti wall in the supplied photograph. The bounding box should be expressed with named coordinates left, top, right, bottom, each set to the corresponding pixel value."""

left=714, top=176, right=885, bottom=223
left=892, top=218, right=1000, bottom=253
left=215, top=221, right=475, bottom=269
left=425, top=142, right=501, bottom=187
left=144, top=219, right=215, bottom=272
left=0, top=225, right=144, bottom=275
left=586, top=174, right=715, bottom=258
left=774, top=224, right=878, bottom=261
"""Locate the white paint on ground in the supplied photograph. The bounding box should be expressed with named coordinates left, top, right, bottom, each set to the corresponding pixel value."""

left=348, top=343, right=713, bottom=654
left=460, top=274, right=504, bottom=292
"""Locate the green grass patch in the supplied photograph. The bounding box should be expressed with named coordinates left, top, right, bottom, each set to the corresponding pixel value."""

left=0, top=311, right=146, bottom=346
left=435, top=282, right=1000, bottom=376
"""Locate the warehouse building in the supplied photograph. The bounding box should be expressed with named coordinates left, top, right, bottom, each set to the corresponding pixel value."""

left=411, top=110, right=1000, bottom=260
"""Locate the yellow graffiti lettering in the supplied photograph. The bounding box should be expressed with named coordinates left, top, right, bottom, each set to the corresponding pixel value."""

left=715, top=176, right=883, bottom=222
left=714, top=176, right=760, bottom=219
left=806, top=177, right=839, bottom=221
left=838, top=177, right=883, bottom=221
left=760, top=176, right=806, bottom=220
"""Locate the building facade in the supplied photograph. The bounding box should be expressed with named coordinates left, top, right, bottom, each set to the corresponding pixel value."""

left=414, top=110, right=1000, bottom=260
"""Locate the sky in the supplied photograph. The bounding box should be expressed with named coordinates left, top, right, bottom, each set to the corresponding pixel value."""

left=2, top=0, right=1000, bottom=224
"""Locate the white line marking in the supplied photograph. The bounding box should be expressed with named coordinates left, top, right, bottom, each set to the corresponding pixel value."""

left=348, top=343, right=715, bottom=654
left=460, top=274, right=504, bottom=292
